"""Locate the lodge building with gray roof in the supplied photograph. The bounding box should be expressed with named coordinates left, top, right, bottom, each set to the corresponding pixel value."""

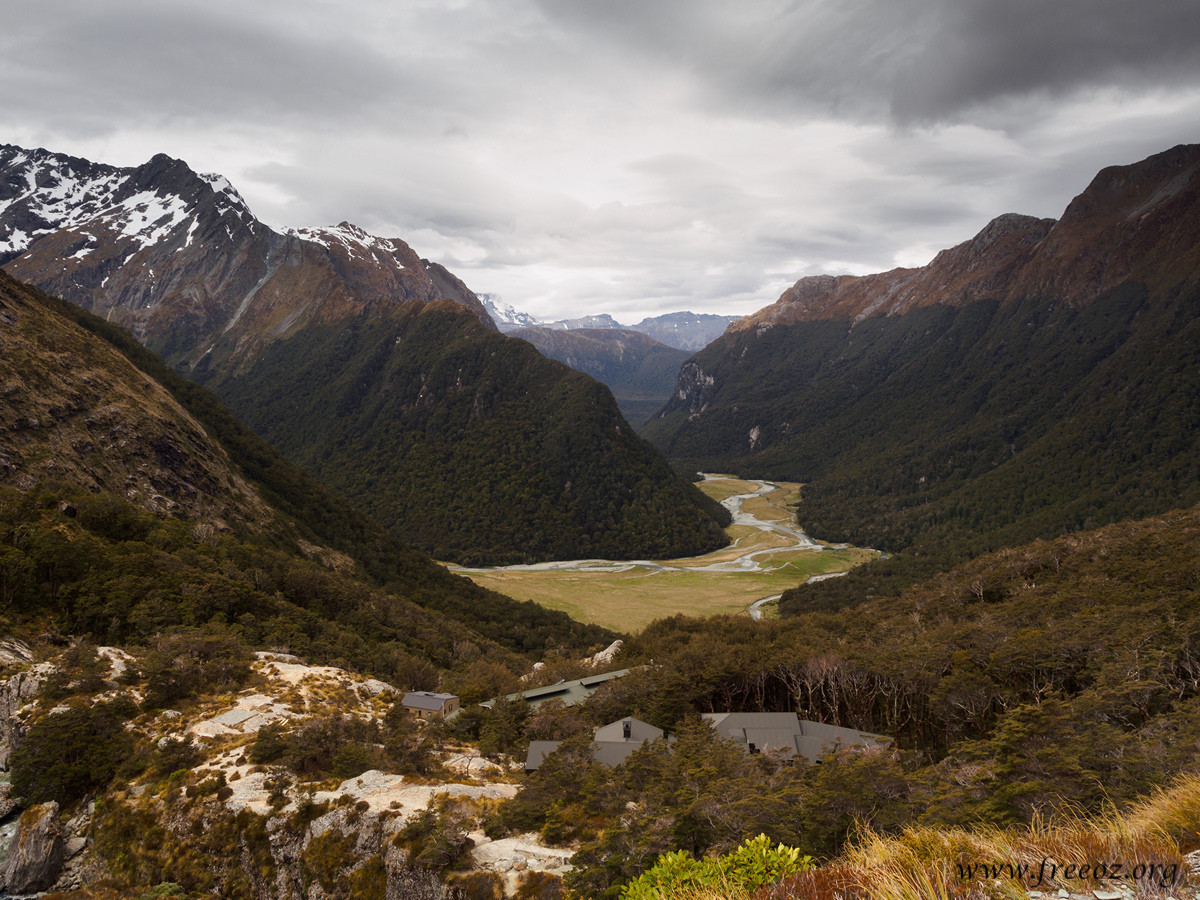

left=525, top=712, right=889, bottom=771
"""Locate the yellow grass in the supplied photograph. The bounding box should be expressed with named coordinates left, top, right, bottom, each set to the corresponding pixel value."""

left=834, top=776, right=1200, bottom=900
left=452, top=476, right=877, bottom=633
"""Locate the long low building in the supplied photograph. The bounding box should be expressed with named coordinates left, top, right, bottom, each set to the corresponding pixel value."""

left=482, top=669, right=630, bottom=711
left=525, top=712, right=888, bottom=771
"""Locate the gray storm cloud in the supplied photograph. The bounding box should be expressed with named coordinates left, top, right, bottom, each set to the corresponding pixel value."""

left=3, top=0, right=1200, bottom=320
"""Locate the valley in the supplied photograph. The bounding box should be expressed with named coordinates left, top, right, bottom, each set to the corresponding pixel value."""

left=2, top=138, right=1200, bottom=900
left=450, top=474, right=877, bottom=631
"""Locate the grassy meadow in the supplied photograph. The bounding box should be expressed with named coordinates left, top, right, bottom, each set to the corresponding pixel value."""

left=452, top=476, right=877, bottom=632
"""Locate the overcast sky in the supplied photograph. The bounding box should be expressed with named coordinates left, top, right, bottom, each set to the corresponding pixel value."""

left=4, top=0, right=1200, bottom=322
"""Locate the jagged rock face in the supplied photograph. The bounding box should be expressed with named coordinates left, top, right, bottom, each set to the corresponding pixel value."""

left=0, top=271, right=269, bottom=528
left=2, top=802, right=65, bottom=894
left=0, top=144, right=493, bottom=371
left=733, top=144, right=1200, bottom=332
left=671, top=360, right=717, bottom=416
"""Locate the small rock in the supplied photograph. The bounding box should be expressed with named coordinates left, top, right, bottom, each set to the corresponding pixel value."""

left=0, top=783, right=16, bottom=821
left=1093, top=891, right=1123, bottom=900
left=0, top=638, right=33, bottom=667
left=64, top=836, right=88, bottom=859
left=359, top=679, right=398, bottom=697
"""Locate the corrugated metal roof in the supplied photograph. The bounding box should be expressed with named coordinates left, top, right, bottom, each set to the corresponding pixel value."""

left=594, top=717, right=662, bottom=744
left=484, top=668, right=631, bottom=710
left=402, top=691, right=457, bottom=711
left=703, top=712, right=889, bottom=763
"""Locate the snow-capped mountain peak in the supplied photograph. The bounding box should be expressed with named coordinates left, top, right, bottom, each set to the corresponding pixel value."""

left=0, top=144, right=263, bottom=264
left=481, top=295, right=543, bottom=331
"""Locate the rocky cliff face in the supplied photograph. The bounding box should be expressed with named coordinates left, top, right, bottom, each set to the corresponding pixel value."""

left=2, top=802, right=65, bottom=894
left=0, top=648, right=570, bottom=899
left=0, top=145, right=494, bottom=372
left=732, top=143, right=1200, bottom=332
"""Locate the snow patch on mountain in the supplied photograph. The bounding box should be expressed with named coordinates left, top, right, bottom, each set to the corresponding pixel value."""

left=291, top=222, right=406, bottom=266
left=481, top=295, right=542, bottom=331
left=105, top=190, right=193, bottom=244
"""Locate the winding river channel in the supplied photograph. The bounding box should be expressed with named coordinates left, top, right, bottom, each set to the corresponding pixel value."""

left=451, top=475, right=849, bottom=620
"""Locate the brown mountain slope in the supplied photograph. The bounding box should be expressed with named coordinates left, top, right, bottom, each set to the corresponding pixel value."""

left=0, top=146, right=493, bottom=371
left=734, top=143, right=1200, bottom=331
left=0, top=269, right=267, bottom=528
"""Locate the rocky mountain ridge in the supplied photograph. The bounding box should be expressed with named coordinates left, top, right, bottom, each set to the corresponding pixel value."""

left=0, top=144, right=493, bottom=372
left=1, top=143, right=729, bottom=565
left=483, top=297, right=737, bottom=352
left=733, top=143, right=1200, bottom=331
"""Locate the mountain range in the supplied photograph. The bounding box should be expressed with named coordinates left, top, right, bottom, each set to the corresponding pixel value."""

left=2, top=137, right=1200, bottom=899
left=0, top=144, right=729, bottom=565
left=482, top=297, right=738, bottom=352
left=644, top=143, right=1200, bottom=582
left=482, top=299, right=735, bottom=426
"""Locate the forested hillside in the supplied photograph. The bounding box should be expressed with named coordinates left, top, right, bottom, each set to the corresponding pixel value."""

left=648, top=283, right=1200, bottom=561
left=643, top=145, right=1200, bottom=593
left=509, top=326, right=691, bottom=427
left=1, top=144, right=731, bottom=568
left=1, top=271, right=613, bottom=656
left=212, top=300, right=730, bottom=565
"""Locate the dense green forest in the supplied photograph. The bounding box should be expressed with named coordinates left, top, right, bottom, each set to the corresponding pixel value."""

left=208, top=300, right=729, bottom=565
left=0, top=483, right=521, bottom=680
left=645, top=284, right=1200, bottom=600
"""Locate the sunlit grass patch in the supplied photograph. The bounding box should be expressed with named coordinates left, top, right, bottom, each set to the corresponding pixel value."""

left=455, top=476, right=876, bottom=632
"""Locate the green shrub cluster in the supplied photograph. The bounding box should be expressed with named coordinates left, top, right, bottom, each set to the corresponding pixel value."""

left=621, top=835, right=813, bottom=900
left=0, top=482, right=531, bottom=680
left=10, top=700, right=135, bottom=806
left=251, top=704, right=443, bottom=780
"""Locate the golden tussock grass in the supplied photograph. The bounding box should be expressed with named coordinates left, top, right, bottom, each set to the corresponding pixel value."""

left=753, top=773, right=1200, bottom=900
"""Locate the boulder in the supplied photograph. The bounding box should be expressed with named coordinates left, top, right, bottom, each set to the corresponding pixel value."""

left=2, top=801, right=65, bottom=894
